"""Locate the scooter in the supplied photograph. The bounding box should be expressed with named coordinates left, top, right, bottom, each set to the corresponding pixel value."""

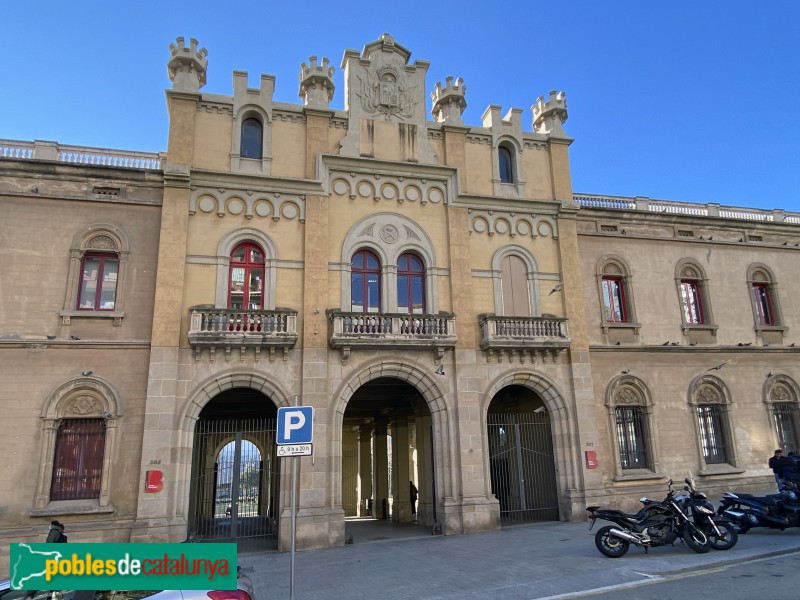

left=717, top=481, right=800, bottom=534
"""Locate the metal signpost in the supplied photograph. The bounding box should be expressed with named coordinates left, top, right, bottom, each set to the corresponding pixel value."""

left=277, top=400, right=314, bottom=600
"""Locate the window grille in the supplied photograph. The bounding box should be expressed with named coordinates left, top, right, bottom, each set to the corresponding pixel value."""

left=773, top=403, right=800, bottom=453
left=615, top=406, right=647, bottom=468
left=50, top=418, right=106, bottom=500
left=696, top=404, right=729, bottom=464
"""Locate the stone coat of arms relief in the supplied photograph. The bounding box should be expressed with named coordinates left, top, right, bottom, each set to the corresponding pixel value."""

left=357, top=65, right=419, bottom=121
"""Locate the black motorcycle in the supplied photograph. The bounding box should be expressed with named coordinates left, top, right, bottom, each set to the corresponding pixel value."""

left=717, top=481, right=800, bottom=534
left=676, top=477, right=737, bottom=550
left=587, top=479, right=709, bottom=558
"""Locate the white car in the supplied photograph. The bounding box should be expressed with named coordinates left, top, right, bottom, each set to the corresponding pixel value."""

left=0, top=568, right=256, bottom=600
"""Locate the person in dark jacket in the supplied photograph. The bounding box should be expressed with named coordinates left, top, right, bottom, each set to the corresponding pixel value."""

left=46, top=520, right=65, bottom=543
left=409, top=481, right=418, bottom=516
left=769, top=449, right=785, bottom=490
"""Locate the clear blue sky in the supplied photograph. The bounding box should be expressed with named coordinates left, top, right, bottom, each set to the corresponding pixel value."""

left=2, top=1, right=798, bottom=211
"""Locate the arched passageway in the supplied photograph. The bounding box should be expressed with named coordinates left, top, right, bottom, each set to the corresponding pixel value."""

left=342, top=377, right=434, bottom=532
left=188, top=387, right=279, bottom=548
left=487, top=384, right=559, bottom=523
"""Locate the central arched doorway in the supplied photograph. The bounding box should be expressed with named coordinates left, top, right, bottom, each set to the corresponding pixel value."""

left=188, top=387, right=279, bottom=549
left=342, top=377, right=434, bottom=535
left=487, top=384, right=559, bottom=523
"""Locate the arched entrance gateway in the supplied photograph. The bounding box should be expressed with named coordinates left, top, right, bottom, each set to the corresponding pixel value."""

left=487, top=384, right=559, bottom=523
left=341, top=377, right=435, bottom=530
left=188, top=387, right=280, bottom=549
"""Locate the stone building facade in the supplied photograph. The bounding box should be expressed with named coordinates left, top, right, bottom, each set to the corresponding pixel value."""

left=1, top=34, right=798, bottom=569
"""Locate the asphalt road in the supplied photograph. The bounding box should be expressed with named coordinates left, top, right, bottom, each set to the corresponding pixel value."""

left=548, top=550, right=800, bottom=599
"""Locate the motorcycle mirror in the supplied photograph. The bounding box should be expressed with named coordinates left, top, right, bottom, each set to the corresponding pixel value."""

left=684, top=477, right=692, bottom=485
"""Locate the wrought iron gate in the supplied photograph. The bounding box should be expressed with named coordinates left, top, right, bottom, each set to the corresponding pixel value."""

left=487, top=411, right=559, bottom=523
left=189, top=418, right=278, bottom=544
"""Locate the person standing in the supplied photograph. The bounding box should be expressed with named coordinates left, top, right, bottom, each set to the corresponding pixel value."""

left=769, top=449, right=785, bottom=490
left=46, top=520, right=66, bottom=543
left=409, top=481, right=418, bottom=516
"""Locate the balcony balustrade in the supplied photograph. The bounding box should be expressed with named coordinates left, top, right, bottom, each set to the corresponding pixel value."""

left=328, top=310, right=457, bottom=362
left=479, top=314, right=570, bottom=353
left=188, top=307, right=298, bottom=360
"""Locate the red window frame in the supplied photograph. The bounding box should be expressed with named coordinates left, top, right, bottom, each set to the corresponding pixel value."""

left=397, top=253, right=426, bottom=314
left=77, top=253, right=119, bottom=311
left=228, top=242, right=265, bottom=310
left=351, top=249, right=381, bottom=313
left=680, top=279, right=704, bottom=324
left=753, top=282, right=774, bottom=325
left=601, top=276, right=627, bottom=322
left=50, top=418, right=106, bottom=501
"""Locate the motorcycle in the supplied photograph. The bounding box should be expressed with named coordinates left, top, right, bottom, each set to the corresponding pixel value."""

left=675, top=477, right=737, bottom=550
left=586, top=479, right=709, bottom=558
left=717, top=480, right=800, bottom=534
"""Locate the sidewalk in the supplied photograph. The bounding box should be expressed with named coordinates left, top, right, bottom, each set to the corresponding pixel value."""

left=238, top=519, right=800, bottom=600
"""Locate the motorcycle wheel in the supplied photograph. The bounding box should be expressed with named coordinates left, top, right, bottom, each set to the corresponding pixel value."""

left=682, top=524, right=711, bottom=553
left=706, top=521, right=738, bottom=550
left=595, top=525, right=630, bottom=558
left=734, top=521, right=751, bottom=534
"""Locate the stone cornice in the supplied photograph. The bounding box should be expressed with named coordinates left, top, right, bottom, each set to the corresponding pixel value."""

left=451, top=193, right=562, bottom=216
left=0, top=339, right=151, bottom=349
left=319, top=153, right=457, bottom=181
left=188, top=168, right=325, bottom=196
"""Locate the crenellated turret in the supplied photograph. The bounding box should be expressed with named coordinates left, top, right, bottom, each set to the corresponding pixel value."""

left=533, top=90, right=568, bottom=137
left=167, top=36, right=208, bottom=93
left=299, top=56, right=335, bottom=109
left=431, top=76, right=467, bottom=125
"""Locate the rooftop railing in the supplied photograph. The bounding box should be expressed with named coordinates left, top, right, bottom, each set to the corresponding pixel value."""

left=574, top=193, right=800, bottom=224
left=0, top=139, right=163, bottom=170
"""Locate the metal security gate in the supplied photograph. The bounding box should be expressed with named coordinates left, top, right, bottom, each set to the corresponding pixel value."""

left=488, top=411, right=559, bottom=523
left=189, top=418, right=278, bottom=544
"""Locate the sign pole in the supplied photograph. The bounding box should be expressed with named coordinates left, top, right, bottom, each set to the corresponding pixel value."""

left=290, top=394, right=298, bottom=600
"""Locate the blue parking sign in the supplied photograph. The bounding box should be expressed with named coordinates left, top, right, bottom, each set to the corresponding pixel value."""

left=277, top=406, right=314, bottom=444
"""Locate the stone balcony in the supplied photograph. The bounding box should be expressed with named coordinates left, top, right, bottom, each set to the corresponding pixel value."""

left=188, top=307, right=298, bottom=361
left=478, top=314, right=570, bottom=361
left=327, top=310, right=457, bottom=362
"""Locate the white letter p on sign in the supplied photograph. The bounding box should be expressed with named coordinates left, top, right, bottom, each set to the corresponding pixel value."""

left=282, top=410, right=306, bottom=442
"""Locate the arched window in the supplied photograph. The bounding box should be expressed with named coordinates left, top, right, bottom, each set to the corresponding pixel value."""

left=34, top=376, right=121, bottom=510
left=606, top=377, right=657, bottom=477
left=351, top=249, right=381, bottom=313
left=599, top=262, right=630, bottom=323
left=228, top=242, right=265, bottom=309
left=500, top=254, right=530, bottom=316
left=766, top=375, right=800, bottom=454
left=241, top=118, right=263, bottom=159
left=498, top=144, right=514, bottom=183
left=77, top=253, right=119, bottom=311
left=676, top=262, right=711, bottom=326
left=397, top=252, right=425, bottom=314
left=689, top=376, right=735, bottom=467
left=748, top=266, right=781, bottom=327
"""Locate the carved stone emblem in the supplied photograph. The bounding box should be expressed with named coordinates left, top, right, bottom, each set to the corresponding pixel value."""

left=358, top=66, right=418, bottom=120
left=771, top=384, right=792, bottom=402
left=697, top=386, right=722, bottom=404
left=616, top=387, right=641, bottom=405
left=88, top=235, right=116, bottom=250
left=380, top=224, right=400, bottom=244
left=64, top=394, right=103, bottom=416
